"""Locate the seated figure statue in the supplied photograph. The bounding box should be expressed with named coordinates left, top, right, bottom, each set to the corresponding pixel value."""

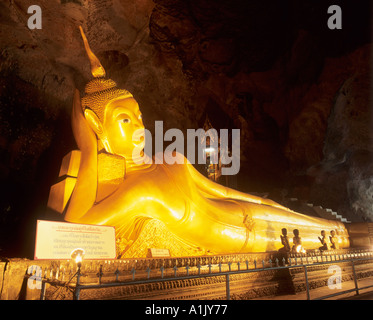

left=330, top=230, right=340, bottom=250
left=318, top=230, right=329, bottom=251
left=279, top=228, right=291, bottom=253
left=291, top=229, right=304, bottom=253
left=47, top=27, right=350, bottom=258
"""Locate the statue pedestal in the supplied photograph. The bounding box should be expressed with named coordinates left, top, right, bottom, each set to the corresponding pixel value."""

left=118, top=219, right=210, bottom=258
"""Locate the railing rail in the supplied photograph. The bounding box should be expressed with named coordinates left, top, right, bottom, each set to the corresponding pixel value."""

left=25, top=249, right=373, bottom=300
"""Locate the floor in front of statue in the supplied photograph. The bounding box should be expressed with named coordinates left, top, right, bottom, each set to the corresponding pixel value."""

left=254, top=278, right=373, bottom=300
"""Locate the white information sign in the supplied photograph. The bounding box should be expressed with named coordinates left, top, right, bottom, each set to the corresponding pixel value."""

left=34, top=220, right=116, bottom=260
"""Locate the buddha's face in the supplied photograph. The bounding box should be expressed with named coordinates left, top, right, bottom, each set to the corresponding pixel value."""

left=101, top=97, right=145, bottom=158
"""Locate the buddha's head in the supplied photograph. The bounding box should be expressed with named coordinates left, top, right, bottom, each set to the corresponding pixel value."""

left=79, top=26, right=145, bottom=159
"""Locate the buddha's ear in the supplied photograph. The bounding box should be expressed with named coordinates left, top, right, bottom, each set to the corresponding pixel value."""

left=84, top=109, right=103, bottom=136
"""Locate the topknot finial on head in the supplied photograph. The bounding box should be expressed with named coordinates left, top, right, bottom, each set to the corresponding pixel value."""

left=79, top=26, right=106, bottom=78
left=79, top=26, right=133, bottom=121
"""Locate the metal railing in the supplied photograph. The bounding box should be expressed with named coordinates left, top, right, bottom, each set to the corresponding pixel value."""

left=26, top=250, right=373, bottom=300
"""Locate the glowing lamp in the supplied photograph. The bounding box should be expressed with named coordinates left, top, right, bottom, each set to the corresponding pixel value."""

left=71, top=248, right=85, bottom=269
left=204, top=147, right=216, bottom=153
left=295, top=245, right=306, bottom=254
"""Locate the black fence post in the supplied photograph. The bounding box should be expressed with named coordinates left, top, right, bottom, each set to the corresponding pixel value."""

left=226, top=274, right=230, bottom=300
left=351, top=260, right=359, bottom=296
left=303, top=265, right=310, bottom=300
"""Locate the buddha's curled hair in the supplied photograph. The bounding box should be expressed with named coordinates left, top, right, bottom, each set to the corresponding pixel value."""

left=81, top=78, right=132, bottom=121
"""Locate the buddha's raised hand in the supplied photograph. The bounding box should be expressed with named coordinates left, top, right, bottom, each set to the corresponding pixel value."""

left=65, top=89, right=98, bottom=221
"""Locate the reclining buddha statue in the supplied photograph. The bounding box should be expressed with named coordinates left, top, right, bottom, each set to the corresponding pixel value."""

left=47, top=27, right=350, bottom=258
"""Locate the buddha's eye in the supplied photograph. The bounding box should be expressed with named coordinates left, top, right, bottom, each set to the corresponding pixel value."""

left=122, top=118, right=131, bottom=124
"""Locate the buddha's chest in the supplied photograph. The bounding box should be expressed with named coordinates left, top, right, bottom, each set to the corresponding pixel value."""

left=120, top=164, right=196, bottom=205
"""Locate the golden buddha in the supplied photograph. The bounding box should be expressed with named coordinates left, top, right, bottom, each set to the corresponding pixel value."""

left=47, top=27, right=350, bottom=258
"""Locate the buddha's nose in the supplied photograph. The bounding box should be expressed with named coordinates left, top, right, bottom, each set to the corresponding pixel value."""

left=134, top=123, right=145, bottom=132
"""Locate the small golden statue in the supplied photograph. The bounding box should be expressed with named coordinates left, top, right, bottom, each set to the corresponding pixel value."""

left=318, top=230, right=329, bottom=251
left=279, top=228, right=291, bottom=253
left=329, top=230, right=339, bottom=250
left=47, top=27, right=350, bottom=258
left=291, top=229, right=305, bottom=253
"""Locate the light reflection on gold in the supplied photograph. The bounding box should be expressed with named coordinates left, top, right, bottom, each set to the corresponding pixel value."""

left=47, top=27, right=350, bottom=258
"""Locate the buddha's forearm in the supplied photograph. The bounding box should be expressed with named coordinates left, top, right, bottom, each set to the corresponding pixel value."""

left=187, top=162, right=291, bottom=211
left=64, top=89, right=99, bottom=222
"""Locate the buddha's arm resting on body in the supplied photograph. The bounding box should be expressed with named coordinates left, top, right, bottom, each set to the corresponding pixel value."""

left=186, top=160, right=292, bottom=212
left=64, top=90, right=98, bottom=222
